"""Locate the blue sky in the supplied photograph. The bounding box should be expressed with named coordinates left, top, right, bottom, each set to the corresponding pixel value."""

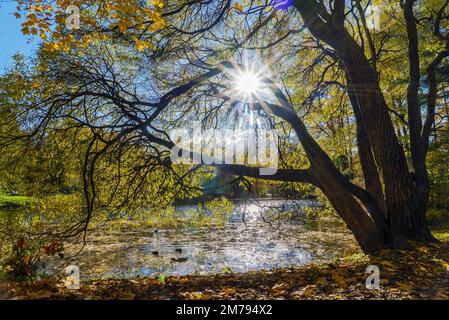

left=0, top=1, right=39, bottom=71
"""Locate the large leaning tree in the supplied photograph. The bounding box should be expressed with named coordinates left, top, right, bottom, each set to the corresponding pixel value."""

left=4, top=0, right=449, bottom=253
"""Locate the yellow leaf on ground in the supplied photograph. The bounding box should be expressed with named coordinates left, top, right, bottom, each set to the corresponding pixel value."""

left=417, top=247, right=429, bottom=254
left=118, top=292, right=136, bottom=300
left=331, top=271, right=347, bottom=289
left=395, top=282, right=415, bottom=292
left=271, top=282, right=289, bottom=293
left=221, top=288, right=236, bottom=295
left=188, top=292, right=203, bottom=300
left=294, top=285, right=316, bottom=298
left=27, top=290, right=53, bottom=299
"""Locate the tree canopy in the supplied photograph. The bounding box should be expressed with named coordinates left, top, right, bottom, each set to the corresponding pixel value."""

left=1, top=0, right=449, bottom=254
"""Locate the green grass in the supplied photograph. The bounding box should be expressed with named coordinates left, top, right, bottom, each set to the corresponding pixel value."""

left=432, top=229, right=449, bottom=242
left=0, top=195, right=32, bottom=208
left=429, top=212, right=449, bottom=243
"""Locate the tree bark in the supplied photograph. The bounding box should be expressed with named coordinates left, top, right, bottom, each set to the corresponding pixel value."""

left=347, top=83, right=386, bottom=215
left=293, top=0, right=433, bottom=243
left=403, top=0, right=430, bottom=216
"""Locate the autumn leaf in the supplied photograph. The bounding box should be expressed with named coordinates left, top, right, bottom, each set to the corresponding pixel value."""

left=27, top=290, right=53, bottom=299
left=331, top=271, right=347, bottom=289
left=221, top=288, right=236, bottom=295
left=182, top=291, right=203, bottom=300
left=395, top=281, right=415, bottom=292
left=417, top=247, right=430, bottom=254
left=118, top=292, right=136, bottom=300
left=234, top=3, right=244, bottom=12
left=293, top=285, right=316, bottom=298
left=272, top=282, right=288, bottom=292
left=16, top=0, right=166, bottom=53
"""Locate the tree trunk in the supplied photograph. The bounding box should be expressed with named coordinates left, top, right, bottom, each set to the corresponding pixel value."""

left=335, top=34, right=432, bottom=243
left=347, top=84, right=386, bottom=214
left=314, top=174, right=385, bottom=253
left=292, top=0, right=434, bottom=244
left=273, top=105, right=388, bottom=253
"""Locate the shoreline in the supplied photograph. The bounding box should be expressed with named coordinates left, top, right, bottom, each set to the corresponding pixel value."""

left=2, top=241, right=448, bottom=300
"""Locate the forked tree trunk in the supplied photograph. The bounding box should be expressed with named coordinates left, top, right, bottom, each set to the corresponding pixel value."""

left=289, top=0, right=436, bottom=248
left=271, top=103, right=389, bottom=253
left=311, top=170, right=386, bottom=253
left=335, top=36, right=433, bottom=243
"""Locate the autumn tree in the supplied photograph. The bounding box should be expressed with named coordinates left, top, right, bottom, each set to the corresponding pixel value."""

left=5, top=0, right=449, bottom=253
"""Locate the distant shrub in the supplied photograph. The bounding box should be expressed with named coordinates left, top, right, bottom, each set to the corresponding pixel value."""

left=429, top=183, right=449, bottom=210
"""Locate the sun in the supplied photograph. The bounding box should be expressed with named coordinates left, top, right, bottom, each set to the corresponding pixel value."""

left=229, top=65, right=267, bottom=102
left=222, top=54, right=273, bottom=104
left=235, top=70, right=263, bottom=97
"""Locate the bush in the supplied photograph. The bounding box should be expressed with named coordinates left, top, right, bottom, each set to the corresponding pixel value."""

left=0, top=210, right=63, bottom=279
left=429, top=183, right=449, bottom=210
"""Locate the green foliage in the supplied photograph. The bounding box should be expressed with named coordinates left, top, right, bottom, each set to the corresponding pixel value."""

left=0, top=133, right=84, bottom=197
left=158, top=274, right=167, bottom=284
left=427, top=208, right=449, bottom=221
left=0, top=194, right=84, bottom=278
left=204, top=197, right=234, bottom=225
left=303, top=190, right=339, bottom=219
left=427, top=137, right=449, bottom=211
left=101, top=197, right=235, bottom=231
left=0, top=195, right=32, bottom=208
left=0, top=210, right=63, bottom=279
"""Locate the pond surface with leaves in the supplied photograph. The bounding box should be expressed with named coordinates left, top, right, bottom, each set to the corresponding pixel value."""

left=45, top=200, right=360, bottom=279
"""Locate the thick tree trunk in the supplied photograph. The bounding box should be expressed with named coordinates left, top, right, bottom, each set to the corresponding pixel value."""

left=403, top=0, right=431, bottom=217
left=314, top=175, right=385, bottom=253
left=269, top=103, right=388, bottom=253
left=347, top=85, right=386, bottom=214
left=335, top=35, right=432, bottom=243
left=293, top=0, right=433, bottom=244
left=292, top=0, right=437, bottom=246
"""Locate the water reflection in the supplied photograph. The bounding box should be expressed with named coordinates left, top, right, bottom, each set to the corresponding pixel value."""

left=45, top=200, right=360, bottom=279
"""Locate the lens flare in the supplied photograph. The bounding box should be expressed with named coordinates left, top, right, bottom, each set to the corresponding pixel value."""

left=235, top=71, right=263, bottom=96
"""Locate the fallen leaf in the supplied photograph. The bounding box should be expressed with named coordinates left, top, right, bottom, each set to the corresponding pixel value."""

left=27, top=290, right=53, bottom=299
left=331, top=271, right=347, bottom=289
left=221, top=288, right=236, bottom=295
left=234, top=3, right=243, bottom=12
left=417, top=247, right=429, bottom=254
left=118, top=292, right=136, bottom=300
left=294, top=285, right=316, bottom=298
left=395, top=282, right=415, bottom=292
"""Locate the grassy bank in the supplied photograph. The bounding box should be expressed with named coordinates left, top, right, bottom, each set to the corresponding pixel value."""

left=0, top=195, right=32, bottom=209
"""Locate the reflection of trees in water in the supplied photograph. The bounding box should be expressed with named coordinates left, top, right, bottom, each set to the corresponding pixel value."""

left=45, top=200, right=357, bottom=279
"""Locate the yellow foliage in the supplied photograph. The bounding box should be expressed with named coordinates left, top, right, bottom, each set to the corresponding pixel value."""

left=235, top=3, right=244, bottom=12
left=16, top=0, right=166, bottom=54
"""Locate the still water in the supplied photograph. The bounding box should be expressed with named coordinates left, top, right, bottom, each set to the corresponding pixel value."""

left=45, top=200, right=360, bottom=279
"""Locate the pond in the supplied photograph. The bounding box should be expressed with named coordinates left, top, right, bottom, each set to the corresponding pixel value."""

left=44, top=199, right=361, bottom=279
